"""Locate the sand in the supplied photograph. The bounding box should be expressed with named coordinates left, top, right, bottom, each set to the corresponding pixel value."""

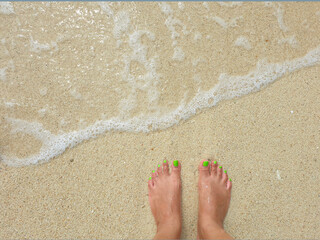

left=1, top=2, right=320, bottom=239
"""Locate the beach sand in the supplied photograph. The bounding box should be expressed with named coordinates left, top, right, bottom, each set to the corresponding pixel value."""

left=1, top=2, right=320, bottom=239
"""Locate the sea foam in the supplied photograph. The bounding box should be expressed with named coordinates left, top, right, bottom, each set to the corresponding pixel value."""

left=0, top=2, right=14, bottom=15
left=2, top=45, right=320, bottom=166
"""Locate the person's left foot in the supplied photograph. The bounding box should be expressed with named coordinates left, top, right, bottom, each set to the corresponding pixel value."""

left=148, top=160, right=182, bottom=239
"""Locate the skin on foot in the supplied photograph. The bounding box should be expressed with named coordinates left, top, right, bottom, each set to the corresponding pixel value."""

left=198, top=159, right=233, bottom=239
left=148, top=160, right=182, bottom=239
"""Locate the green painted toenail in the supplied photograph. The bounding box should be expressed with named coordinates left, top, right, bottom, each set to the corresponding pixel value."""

left=214, top=161, right=217, bottom=164
left=224, top=170, right=227, bottom=173
left=173, top=160, right=179, bottom=167
left=149, top=177, right=152, bottom=180
left=152, top=170, right=155, bottom=173
left=164, top=160, right=167, bottom=163
left=158, top=164, right=161, bottom=168
left=219, top=166, right=222, bottom=169
left=203, top=161, right=209, bottom=167
left=229, top=178, right=232, bottom=182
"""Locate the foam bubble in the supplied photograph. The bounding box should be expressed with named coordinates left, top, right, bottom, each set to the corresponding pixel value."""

left=2, top=45, right=320, bottom=166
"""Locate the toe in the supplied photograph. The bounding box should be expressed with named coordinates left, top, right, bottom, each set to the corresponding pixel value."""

left=157, top=163, right=162, bottom=176
left=171, top=160, right=181, bottom=178
left=227, top=178, right=232, bottom=191
left=217, top=165, right=223, bottom=178
left=199, top=159, right=210, bottom=178
left=211, top=160, right=218, bottom=175
left=152, top=170, right=158, bottom=184
left=163, top=160, right=169, bottom=175
left=148, top=177, right=154, bottom=188
left=222, top=169, right=228, bottom=184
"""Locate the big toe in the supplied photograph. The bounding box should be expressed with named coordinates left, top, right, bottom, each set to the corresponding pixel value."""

left=171, top=160, right=181, bottom=178
left=198, top=159, right=210, bottom=178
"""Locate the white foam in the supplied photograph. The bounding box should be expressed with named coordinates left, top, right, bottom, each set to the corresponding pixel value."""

left=278, top=35, right=298, bottom=48
left=113, top=11, right=130, bottom=39
left=193, top=74, right=202, bottom=86
left=208, top=16, right=243, bottom=29
left=178, top=2, right=185, bottom=11
left=0, top=2, right=14, bottom=15
left=159, top=2, right=173, bottom=16
left=100, top=5, right=160, bottom=117
left=218, top=2, right=243, bottom=7
left=39, top=87, right=48, bottom=96
left=192, top=58, right=203, bottom=67
left=2, top=45, right=320, bottom=166
left=172, top=47, right=185, bottom=61
left=159, top=3, right=188, bottom=62
left=194, top=32, right=202, bottom=41
left=38, top=108, right=47, bottom=117
left=265, top=2, right=288, bottom=32
left=4, top=101, right=19, bottom=108
left=159, top=4, right=189, bottom=40
left=99, top=5, right=129, bottom=49
left=69, top=88, right=82, bottom=100
left=119, top=29, right=159, bottom=116
left=203, top=2, right=209, bottom=11
left=98, top=2, right=113, bottom=17
left=234, top=36, right=252, bottom=50
left=30, top=36, right=58, bottom=53
left=276, top=170, right=282, bottom=180
left=0, top=67, right=7, bottom=81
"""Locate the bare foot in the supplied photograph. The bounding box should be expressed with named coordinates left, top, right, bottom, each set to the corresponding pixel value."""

left=197, top=159, right=233, bottom=240
left=148, top=160, right=182, bottom=239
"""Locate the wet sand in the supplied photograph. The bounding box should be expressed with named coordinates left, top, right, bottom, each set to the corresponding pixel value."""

left=1, top=65, right=320, bottom=238
left=1, top=2, right=320, bottom=239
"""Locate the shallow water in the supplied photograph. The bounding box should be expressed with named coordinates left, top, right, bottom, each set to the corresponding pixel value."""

left=1, top=2, right=320, bottom=166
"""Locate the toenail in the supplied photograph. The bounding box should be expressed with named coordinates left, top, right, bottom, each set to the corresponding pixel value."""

left=158, top=164, right=161, bottom=168
left=149, top=177, right=152, bottom=180
left=164, top=160, right=167, bottom=163
left=213, top=161, right=217, bottom=164
left=224, top=170, right=227, bottom=173
left=173, top=160, right=179, bottom=167
left=203, top=161, right=209, bottom=167
left=152, top=170, right=155, bottom=173
left=219, top=166, right=222, bottom=169
left=229, top=178, right=232, bottom=182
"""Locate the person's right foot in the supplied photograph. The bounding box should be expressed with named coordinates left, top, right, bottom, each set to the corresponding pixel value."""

left=197, top=159, right=233, bottom=239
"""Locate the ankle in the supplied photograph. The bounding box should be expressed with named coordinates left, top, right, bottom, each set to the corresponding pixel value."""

left=199, top=221, right=226, bottom=239
left=156, top=220, right=181, bottom=239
